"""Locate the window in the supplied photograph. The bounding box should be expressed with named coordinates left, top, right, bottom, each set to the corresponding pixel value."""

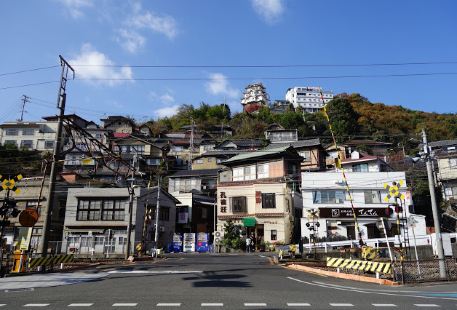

left=45, top=140, right=54, bottom=149
left=244, top=165, right=256, bottom=180
left=352, top=163, right=369, bottom=172
left=271, top=230, right=277, bottom=241
left=300, top=151, right=311, bottom=161
left=231, top=196, right=247, bottom=213
left=5, top=128, right=18, bottom=136
left=77, top=199, right=126, bottom=221
left=450, top=158, right=457, bottom=168
left=364, top=190, right=386, bottom=204
left=20, top=140, right=33, bottom=149
left=257, top=163, right=269, bottom=179
left=94, top=236, right=104, bottom=245
left=151, top=207, right=170, bottom=221
left=146, top=158, right=161, bottom=166
left=118, top=236, right=127, bottom=245
left=22, top=128, right=35, bottom=136
left=233, top=167, right=244, bottom=181
left=313, top=190, right=345, bottom=204
left=4, top=140, right=17, bottom=147
left=262, top=193, right=276, bottom=209
left=195, top=159, right=203, bottom=164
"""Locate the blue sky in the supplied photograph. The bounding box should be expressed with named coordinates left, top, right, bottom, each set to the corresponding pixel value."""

left=1, top=0, right=456, bottom=124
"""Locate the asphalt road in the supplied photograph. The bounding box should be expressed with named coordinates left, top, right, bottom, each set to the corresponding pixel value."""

left=1, top=253, right=457, bottom=309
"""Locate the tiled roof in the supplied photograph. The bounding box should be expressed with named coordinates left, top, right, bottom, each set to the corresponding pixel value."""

left=264, top=138, right=321, bottom=149
left=428, top=139, right=457, bottom=148
left=223, top=145, right=296, bottom=164
left=169, top=168, right=219, bottom=178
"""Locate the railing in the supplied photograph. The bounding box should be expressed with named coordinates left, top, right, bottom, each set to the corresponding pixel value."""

left=392, top=259, right=457, bottom=283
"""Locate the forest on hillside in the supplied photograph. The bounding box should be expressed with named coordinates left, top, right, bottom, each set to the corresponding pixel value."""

left=149, top=93, right=457, bottom=154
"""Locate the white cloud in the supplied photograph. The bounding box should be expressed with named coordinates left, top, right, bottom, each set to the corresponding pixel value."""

left=70, top=43, right=133, bottom=86
left=116, top=29, right=146, bottom=53
left=155, top=105, right=180, bottom=118
left=56, top=0, right=93, bottom=19
left=160, top=93, right=175, bottom=104
left=127, top=10, right=178, bottom=39
left=251, top=0, right=285, bottom=23
left=206, top=73, right=239, bottom=99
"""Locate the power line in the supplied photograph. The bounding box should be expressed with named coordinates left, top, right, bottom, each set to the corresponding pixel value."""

left=0, top=81, right=59, bottom=91
left=74, top=72, right=457, bottom=82
left=70, top=61, right=457, bottom=68
left=0, top=65, right=59, bottom=78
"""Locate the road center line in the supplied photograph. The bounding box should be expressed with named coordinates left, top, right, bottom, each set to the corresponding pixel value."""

left=107, top=270, right=202, bottom=274
left=0, top=305, right=6, bottom=307
left=201, top=303, right=224, bottom=307
left=372, top=304, right=397, bottom=307
left=244, top=303, right=267, bottom=307
left=112, top=303, right=138, bottom=307
left=287, top=303, right=311, bottom=307
left=68, top=304, right=94, bottom=307
left=23, top=304, right=49, bottom=307
left=413, top=305, right=440, bottom=308
left=156, top=303, right=181, bottom=307
left=329, top=303, right=354, bottom=307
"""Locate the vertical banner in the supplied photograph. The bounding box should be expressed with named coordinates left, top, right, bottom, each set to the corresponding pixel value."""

left=172, top=233, right=183, bottom=252
left=183, top=233, right=195, bottom=252
left=17, top=227, right=32, bottom=251
left=196, top=232, right=209, bottom=252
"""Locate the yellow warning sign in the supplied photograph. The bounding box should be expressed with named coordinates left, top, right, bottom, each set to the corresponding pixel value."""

left=383, top=180, right=405, bottom=202
left=0, top=174, right=23, bottom=193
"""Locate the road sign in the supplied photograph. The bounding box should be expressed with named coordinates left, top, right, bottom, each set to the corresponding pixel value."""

left=0, top=174, right=23, bottom=194
left=383, top=180, right=405, bottom=202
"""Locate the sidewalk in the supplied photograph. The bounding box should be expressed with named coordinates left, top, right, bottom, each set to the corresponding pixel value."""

left=0, top=272, right=108, bottom=290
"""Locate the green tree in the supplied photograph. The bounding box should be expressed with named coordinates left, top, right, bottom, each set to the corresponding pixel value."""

left=325, top=97, right=360, bottom=142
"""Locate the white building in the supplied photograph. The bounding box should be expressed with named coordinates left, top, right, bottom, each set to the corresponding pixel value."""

left=301, top=170, right=427, bottom=246
left=0, top=120, right=58, bottom=151
left=285, top=86, right=333, bottom=113
left=241, top=83, right=269, bottom=113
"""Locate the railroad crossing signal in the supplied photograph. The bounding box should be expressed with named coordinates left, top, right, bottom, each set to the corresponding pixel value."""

left=383, top=180, right=405, bottom=202
left=0, top=174, right=23, bottom=194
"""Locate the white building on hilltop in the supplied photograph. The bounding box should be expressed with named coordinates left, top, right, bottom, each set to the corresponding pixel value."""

left=241, top=83, right=269, bottom=113
left=285, top=86, right=333, bottom=113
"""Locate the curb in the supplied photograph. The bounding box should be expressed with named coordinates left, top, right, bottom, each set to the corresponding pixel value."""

left=286, top=263, right=400, bottom=286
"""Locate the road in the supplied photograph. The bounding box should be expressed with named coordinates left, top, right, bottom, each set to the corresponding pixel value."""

left=1, top=254, right=457, bottom=309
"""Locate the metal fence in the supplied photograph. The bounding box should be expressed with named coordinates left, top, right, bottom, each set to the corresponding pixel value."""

left=392, top=258, right=457, bottom=283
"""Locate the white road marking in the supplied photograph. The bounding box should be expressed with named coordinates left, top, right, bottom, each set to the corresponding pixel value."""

left=244, top=303, right=267, bottom=307
left=112, top=303, right=138, bottom=307
left=201, top=303, right=224, bottom=307
left=156, top=303, right=181, bottom=307
left=0, top=305, right=6, bottom=307
left=107, top=270, right=202, bottom=274
left=68, top=304, right=94, bottom=307
left=329, top=303, right=354, bottom=307
left=372, top=305, right=397, bottom=307
left=23, top=304, right=49, bottom=307
left=287, top=303, right=311, bottom=307
left=413, top=305, right=440, bottom=308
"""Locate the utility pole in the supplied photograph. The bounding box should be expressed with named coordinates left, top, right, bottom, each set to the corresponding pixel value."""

left=189, top=118, right=194, bottom=169
left=38, top=56, right=74, bottom=257
left=422, top=128, right=446, bottom=279
left=153, top=176, right=161, bottom=257
left=125, top=154, right=137, bottom=259
left=19, top=95, right=30, bottom=122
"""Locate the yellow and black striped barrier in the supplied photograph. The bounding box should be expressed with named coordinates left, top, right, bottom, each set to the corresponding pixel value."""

left=29, top=254, right=74, bottom=269
left=326, top=257, right=392, bottom=275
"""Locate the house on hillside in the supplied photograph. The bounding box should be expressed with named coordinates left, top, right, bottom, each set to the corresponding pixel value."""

left=215, top=139, right=265, bottom=151
left=101, top=116, right=135, bottom=134
left=217, top=146, right=303, bottom=245
left=191, top=150, right=250, bottom=170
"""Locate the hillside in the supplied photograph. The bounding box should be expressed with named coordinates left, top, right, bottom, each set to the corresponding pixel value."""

left=152, top=94, right=457, bottom=153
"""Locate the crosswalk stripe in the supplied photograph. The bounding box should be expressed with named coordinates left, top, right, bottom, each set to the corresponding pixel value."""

left=156, top=303, right=181, bottom=307
left=23, top=304, right=49, bottom=307
left=201, top=303, right=224, bottom=307
left=372, top=304, right=397, bottom=307
left=413, top=305, right=439, bottom=308
left=112, top=304, right=137, bottom=307
left=287, top=303, right=311, bottom=307
left=329, top=303, right=354, bottom=307
left=244, top=303, right=267, bottom=307
left=68, top=304, right=94, bottom=307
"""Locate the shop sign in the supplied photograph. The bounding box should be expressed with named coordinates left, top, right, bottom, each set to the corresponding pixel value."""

left=318, top=207, right=388, bottom=218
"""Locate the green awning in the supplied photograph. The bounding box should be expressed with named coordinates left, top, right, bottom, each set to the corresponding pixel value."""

left=242, top=217, right=256, bottom=227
